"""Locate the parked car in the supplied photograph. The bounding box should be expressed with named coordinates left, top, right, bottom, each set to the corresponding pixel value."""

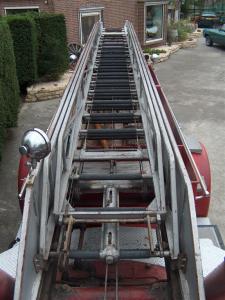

left=218, top=15, right=225, bottom=26
left=198, top=11, right=219, bottom=28
left=203, top=24, right=225, bottom=46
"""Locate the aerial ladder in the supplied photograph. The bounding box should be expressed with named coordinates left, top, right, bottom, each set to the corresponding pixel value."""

left=0, top=21, right=214, bottom=299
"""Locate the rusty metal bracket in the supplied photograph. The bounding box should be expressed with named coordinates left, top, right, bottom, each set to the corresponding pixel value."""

left=33, top=254, right=48, bottom=273
left=170, top=254, right=187, bottom=272
left=58, top=215, right=74, bottom=271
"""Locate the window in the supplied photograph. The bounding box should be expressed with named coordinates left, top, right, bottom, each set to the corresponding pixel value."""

left=145, top=3, right=165, bottom=43
left=80, top=8, right=103, bottom=45
left=5, top=6, right=39, bottom=15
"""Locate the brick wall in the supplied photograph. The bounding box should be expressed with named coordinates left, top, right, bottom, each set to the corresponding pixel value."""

left=53, top=0, right=139, bottom=45
left=0, top=0, right=167, bottom=47
left=53, top=0, right=167, bottom=46
left=137, top=1, right=145, bottom=46
left=0, top=0, right=52, bottom=15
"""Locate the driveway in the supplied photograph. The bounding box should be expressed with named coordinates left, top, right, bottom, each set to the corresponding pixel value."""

left=155, top=37, right=225, bottom=243
left=0, top=99, right=59, bottom=251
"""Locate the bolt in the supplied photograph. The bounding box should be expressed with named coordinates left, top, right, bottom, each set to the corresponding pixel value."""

left=19, top=145, right=28, bottom=155
left=106, top=255, right=114, bottom=264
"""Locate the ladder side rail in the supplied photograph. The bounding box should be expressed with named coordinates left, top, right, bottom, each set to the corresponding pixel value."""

left=53, top=21, right=102, bottom=216
left=48, top=21, right=101, bottom=148
left=17, top=23, right=100, bottom=204
left=126, top=23, right=178, bottom=258
left=47, top=24, right=100, bottom=141
left=126, top=26, right=165, bottom=213
left=147, top=68, right=206, bottom=299
left=126, top=21, right=205, bottom=300
left=14, top=22, right=103, bottom=300
left=14, top=167, right=44, bottom=300
left=39, top=22, right=102, bottom=258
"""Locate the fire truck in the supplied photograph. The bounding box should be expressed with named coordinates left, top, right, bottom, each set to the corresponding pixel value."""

left=0, top=21, right=224, bottom=300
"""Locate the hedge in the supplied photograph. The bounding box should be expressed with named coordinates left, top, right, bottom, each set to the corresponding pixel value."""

left=7, top=15, right=38, bottom=90
left=35, top=13, right=68, bottom=80
left=0, top=20, right=20, bottom=159
left=0, top=84, right=5, bottom=159
left=5, top=12, right=68, bottom=89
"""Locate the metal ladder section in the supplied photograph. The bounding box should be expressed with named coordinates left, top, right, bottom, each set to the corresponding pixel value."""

left=56, top=28, right=170, bottom=300
left=14, top=22, right=205, bottom=300
left=72, top=33, right=162, bottom=230
left=54, top=25, right=203, bottom=299
left=63, top=29, right=169, bottom=258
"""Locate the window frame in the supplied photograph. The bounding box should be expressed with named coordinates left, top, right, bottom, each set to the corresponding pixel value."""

left=144, top=2, right=167, bottom=44
left=4, top=6, right=40, bottom=15
left=79, top=7, right=103, bottom=45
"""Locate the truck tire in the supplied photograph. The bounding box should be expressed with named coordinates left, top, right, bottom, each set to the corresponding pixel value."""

left=206, top=36, right=213, bottom=46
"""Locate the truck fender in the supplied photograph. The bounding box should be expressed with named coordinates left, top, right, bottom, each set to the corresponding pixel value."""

left=191, top=142, right=211, bottom=217
left=0, top=269, right=14, bottom=300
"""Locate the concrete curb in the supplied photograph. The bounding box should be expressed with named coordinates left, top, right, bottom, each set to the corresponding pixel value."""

left=146, top=29, right=203, bottom=64
left=25, top=71, right=72, bottom=103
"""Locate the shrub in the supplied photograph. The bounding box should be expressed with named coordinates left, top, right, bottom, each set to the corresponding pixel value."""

left=177, top=27, right=188, bottom=41
left=0, top=84, right=5, bottom=159
left=5, top=13, right=68, bottom=86
left=167, top=19, right=194, bottom=43
left=145, top=48, right=167, bottom=55
left=7, top=14, right=38, bottom=90
left=35, top=13, right=68, bottom=81
left=0, top=20, right=20, bottom=159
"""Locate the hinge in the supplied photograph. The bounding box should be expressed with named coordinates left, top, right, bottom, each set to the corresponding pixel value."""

left=170, top=254, right=187, bottom=272
left=33, top=254, right=48, bottom=273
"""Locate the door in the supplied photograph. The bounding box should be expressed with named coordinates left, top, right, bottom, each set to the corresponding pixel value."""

left=80, top=11, right=101, bottom=45
left=218, top=25, right=225, bottom=46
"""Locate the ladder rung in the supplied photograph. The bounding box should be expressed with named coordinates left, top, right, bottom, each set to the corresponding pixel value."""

left=82, top=112, right=141, bottom=124
left=68, top=249, right=170, bottom=259
left=73, top=149, right=148, bottom=161
left=91, top=101, right=136, bottom=110
left=92, top=83, right=134, bottom=88
left=63, top=207, right=161, bottom=219
left=96, top=75, right=130, bottom=80
left=102, top=32, right=126, bottom=36
left=79, top=128, right=144, bottom=140
left=77, top=173, right=151, bottom=181
left=93, top=89, right=132, bottom=94
left=97, top=61, right=129, bottom=64
left=101, top=44, right=126, bottom=47
left=96, top=72, right=130, bottom=76
left=95, top=79, right=130, bottom=83
left=97, top=55, right=129, bottom=59
left=96, top=58, right=128, bottom=62
left=93, top=95, right=136, bottom=100
left=96, top=67, right=131, bottom=72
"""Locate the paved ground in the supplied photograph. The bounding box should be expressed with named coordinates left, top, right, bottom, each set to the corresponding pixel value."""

left=0, top=99, right=59, bottom=251
left=0, top=36, right=225, bottom=252
left=154, top=37, right=225, bottom=243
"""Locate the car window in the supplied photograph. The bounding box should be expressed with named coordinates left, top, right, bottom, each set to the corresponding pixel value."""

left=202, top=12, right=216, bottom=17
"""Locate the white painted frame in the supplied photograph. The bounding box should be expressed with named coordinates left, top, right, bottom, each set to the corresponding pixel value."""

left=79, top=8, right=102, bottom=45
left=4, top=6, right=39, bottom=15
left=144, top=2, right=167, bottom=44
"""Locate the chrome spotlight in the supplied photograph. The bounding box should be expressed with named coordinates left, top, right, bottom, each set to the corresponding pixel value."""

left=19, top=128, right=51, bottom=169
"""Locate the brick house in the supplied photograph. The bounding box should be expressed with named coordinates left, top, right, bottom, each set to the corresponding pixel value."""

left=0, top=0, right=168, bottom=47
